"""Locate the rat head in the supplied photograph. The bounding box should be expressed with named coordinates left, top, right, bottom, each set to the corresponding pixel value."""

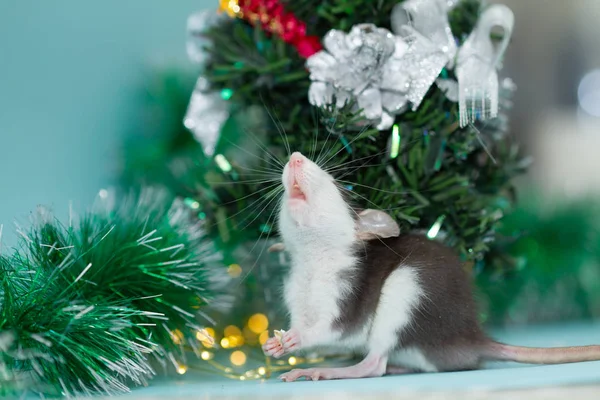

left=278, top=152, right=400, bottom=250
left=280, top=152, right=350, bottom=227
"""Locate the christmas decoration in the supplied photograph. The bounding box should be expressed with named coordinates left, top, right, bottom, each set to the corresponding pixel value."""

left=306, top=24, right=410, bottom=130
left=0, top=189, right=226, bottom=397
left=121, top=0, right=531, bottom=385
left=306, top=0, right=514, bottom=130
left=183, top=76, right=231, bottom=157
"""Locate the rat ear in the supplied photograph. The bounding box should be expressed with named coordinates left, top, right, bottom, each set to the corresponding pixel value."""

left=355, top=209, right=400, bottom=241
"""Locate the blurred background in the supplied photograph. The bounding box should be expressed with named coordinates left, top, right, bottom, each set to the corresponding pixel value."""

left=0, top=0, right=210, bottom=242
left=1, top=0, right=600, bottom=324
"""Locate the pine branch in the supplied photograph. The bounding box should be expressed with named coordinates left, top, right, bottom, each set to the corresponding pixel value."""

left=0, top=189, right=225, bottom=397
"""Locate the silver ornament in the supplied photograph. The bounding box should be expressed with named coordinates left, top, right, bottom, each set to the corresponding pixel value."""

left=306, top=24, right=410, bottom=130
left=183, top=77, right=230, bottom=157
left=456, top=4, right=514, bottom=127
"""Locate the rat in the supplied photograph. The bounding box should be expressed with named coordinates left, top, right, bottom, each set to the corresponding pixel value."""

left=262, top=151, right=600, bottom=382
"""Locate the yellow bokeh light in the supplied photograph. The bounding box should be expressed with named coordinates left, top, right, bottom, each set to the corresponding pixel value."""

left=258, top=331, right=269, bottom=345
left=221, top=338, right=230, bottom=348
left=288, top=356, right=297, bottom=366
left=201, top=351, right=212, bottom=360
left=230, top=350, right=247, bottom=366
left=235, top=335, right=245, bottom=346
left=227, top=264, right=243, bottom=278
left=248, top=313, right=269, bottom=334
left=176, top=365, right=188, bottom=375
left=224, top=325, right=242, bottom=337
left=171, top=329, right=184, bottom=345
left=258, top=367, right=266, bottom=376
left=196, top=328, right=215, bottom=345
left=228, top=336, right=239, bottom=347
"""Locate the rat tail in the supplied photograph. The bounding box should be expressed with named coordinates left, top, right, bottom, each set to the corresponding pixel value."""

left=483, top=341, right=600, bottom=364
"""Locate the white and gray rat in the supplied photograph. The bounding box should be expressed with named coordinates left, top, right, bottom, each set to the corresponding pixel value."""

left=262, top=151, right=600, bottom=382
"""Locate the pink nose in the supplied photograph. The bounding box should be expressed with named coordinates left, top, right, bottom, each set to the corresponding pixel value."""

left=290, top=152, right=304, bottom=166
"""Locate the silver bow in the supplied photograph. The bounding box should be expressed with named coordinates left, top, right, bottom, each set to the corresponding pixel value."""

left=307, top=24, right=410, bottom=130
left=455, top=4, right=514, bottom=127
left=184, top=10, right=231, bottom=157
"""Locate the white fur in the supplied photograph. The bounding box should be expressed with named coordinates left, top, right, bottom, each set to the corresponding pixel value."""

left=279, top=152, right=359, bottom=348
left=390, top=347, right=438, bottom=373
left=367, top=267, right=423, bottom=356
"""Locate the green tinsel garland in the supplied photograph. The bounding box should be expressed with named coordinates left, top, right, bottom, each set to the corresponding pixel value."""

left=0, top=188, right=226, bottom=397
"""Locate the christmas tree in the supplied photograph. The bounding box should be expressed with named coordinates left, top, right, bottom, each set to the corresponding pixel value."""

left=121, top=0, right=531, bottom=376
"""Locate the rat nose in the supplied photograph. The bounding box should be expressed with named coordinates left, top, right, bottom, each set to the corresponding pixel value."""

left=290, top=152, right=304, bottom=166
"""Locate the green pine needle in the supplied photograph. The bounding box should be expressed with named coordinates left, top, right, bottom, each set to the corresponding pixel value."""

left=0, top=188, right=225, bottom=397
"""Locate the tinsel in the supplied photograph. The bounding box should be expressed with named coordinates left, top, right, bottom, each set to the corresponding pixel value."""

left=0, top=188, right=226, bottom=397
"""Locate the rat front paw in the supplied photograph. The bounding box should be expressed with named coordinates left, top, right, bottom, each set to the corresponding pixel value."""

left=282, top=329, right=302, bottom=352
left=262, top=337, right=285, bottom=358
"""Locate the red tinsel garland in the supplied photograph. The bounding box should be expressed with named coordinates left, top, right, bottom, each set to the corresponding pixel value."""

left=235, top=0, right=322, bottom=58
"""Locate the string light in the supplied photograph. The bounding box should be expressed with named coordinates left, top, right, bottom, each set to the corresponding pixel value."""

left=258, top=367, right=266, bottom=376
left=288, top=356, right=297, bottom=366
left=221, top=338, right=230, bottom=348
left=218, top=0, right=241, bottom=17
left=201, top=351, right=212, bottom=360
left=176, top=364, right=188, bottom=375
left=258, top=331, right=269, bottom=345
left=248, top=313, right=269, bottom=334
left=171, top=329, right=184, bottom=345
left=196, top=328, right=215, bottom=346
left=230, top=351, right=247, bottom=366
left=227, top=263, right=243, bottom=278
left=427, top=215, right=446, bottom=239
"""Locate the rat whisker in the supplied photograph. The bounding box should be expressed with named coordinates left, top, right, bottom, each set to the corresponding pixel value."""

left=224, top=136, right=283, bottom=171
left=209, top=185, right=283, bottom=227
left=343, top=187, right=388, bottom=214
left=206, top=177, right=281, bottom=185
left=260, top=97, right=291, bottom=158
left=315, top=107, right=341, bottom=167
left=310, top=108, right=319, bottom=161
left=470, top=122, right=497, bottom=165
left=236, top=195, right=283, bottom=287
left=240, top=126, right=286, bottom=169
left=234, top=164, right=282, bottom=176
left=237, top=186, right=283, bottom=232
left=325, top=149, right=389, bottom=174
left=337, top=180, right=412, bottom=196
left=217, top=181, right=283, bottom=206
left=320, top=123, right=375, bottom=169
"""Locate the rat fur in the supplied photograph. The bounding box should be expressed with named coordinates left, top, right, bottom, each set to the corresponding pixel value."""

left=262, top=152, right=600, bottom=382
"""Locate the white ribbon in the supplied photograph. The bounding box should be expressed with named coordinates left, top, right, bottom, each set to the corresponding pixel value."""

left=391, top=0, right=458, bottom=109
left=456, top=4, right=514, bottom=127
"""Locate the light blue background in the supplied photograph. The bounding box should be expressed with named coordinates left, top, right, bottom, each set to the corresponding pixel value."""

left=0, top=0, right=211, bottom=245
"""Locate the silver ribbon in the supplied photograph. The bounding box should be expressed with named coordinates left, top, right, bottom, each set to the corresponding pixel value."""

left=391, top=0, right=458, bottom=109
left=455, top=4, right=514, bottom=127
left=184, top=10, right=230, bottom=157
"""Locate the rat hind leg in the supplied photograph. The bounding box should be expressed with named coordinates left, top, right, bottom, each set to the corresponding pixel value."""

left=279, top=353, right=387, bottom=382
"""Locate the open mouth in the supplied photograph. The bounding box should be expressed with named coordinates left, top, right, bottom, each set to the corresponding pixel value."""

left=290, top=181, right=306, bottom=200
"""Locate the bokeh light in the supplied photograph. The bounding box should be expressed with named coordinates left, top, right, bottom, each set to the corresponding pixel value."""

left=230, top=350, right=247, bottom=366
left=248, top=313, right=269, bottom=334
left=578, top=69, right=600, bottom=117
